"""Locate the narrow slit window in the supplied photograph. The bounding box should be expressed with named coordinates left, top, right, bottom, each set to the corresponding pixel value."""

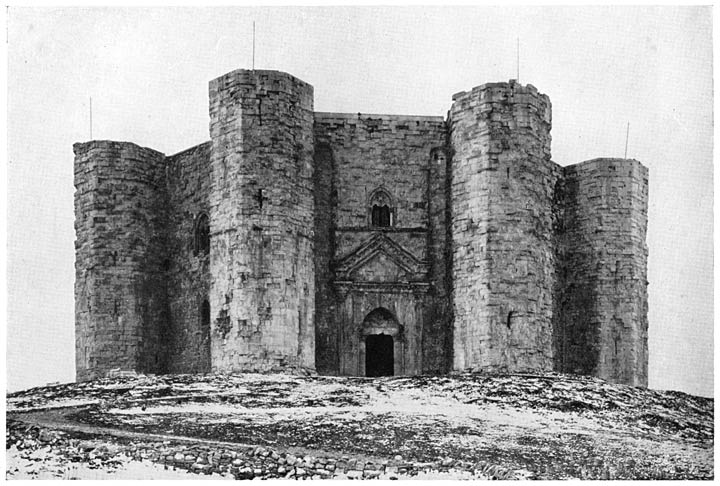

left=195, top=213, right=210, bottom=256
left=201, top=300, right=210, bottom=329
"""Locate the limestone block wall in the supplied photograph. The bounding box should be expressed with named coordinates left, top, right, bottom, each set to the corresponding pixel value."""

left=164, top=142, right=213, bottom=373
left=208, top=69, right=315, bottom=372
left=314, top=113, right=446, bottom=236
left=449, top=81, right=560, bottom=372
left=74, top=141, right=168, bottom=381
left=556, top=158, right=649, bottom=386
left=313, top=113, right=449, bottom=375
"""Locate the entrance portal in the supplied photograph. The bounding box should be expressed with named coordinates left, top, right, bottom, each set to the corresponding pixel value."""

left=365, top=334, right=394, bottom=377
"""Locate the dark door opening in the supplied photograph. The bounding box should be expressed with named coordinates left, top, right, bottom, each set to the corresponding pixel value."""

left=365, top=334, right=394, bottom=377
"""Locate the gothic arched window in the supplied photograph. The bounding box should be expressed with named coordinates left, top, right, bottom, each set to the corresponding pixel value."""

left=194, top=213, right=210, bottom=256
left=372, top=205, right=391, bottom=227
left=369, top=188, right=394, bottom=228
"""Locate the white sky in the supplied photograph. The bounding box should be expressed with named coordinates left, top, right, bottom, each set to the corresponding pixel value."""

left=5, top=6, right=714, bottom=397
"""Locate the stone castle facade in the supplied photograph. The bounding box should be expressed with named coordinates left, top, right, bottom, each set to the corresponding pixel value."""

left=74, top=69, right=649, bottom=386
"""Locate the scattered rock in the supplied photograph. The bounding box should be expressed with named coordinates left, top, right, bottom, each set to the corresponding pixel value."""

left=6, top=372, right=714, bottom=480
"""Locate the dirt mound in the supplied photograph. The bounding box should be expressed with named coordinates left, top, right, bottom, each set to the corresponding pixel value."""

left=6, top=372, right=713, bottom=479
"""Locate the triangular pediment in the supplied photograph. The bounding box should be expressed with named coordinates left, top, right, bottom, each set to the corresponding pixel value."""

left=335, top=234, right=428, bottom=282
left=350, top=252, right=410, bottom=282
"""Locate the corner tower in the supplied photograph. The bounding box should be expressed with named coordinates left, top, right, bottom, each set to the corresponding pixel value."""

left=208, top=69, right=316, bottom=372
left=449, top=81, right=561, bottom=372
left=556, top=158, right=649, bottom=386
left=73, top=141, right=169, bottom=381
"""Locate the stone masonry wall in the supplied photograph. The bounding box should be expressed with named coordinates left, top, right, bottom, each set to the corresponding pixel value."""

left=72, top=68, right=650, bottom=387
left=314, top=113, right=447, bottom=235
left=556, top=158, right=649, bottom=386
left=74, top=141, right=168, bottom=381
left=164, top=142, right=213, bottom=373
left=313, top=113, right=449, bottom=375
left=208, top=70, right=315, bottom=372
left=449, top=81, right=560, bottom=373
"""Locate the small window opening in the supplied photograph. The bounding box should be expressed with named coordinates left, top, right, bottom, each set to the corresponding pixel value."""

left=254, top=188, right=269, bottom=209
left=201, top=300, right=210, bottom=330
left=369, top=188, right=394, bottom=228
left=372, top=205, right=391, bottom=227
left=506, top=311, right=514, bottom=328
left=194, top=213, right=210, bottom=256
left=432, top=149, right=446, bottom=165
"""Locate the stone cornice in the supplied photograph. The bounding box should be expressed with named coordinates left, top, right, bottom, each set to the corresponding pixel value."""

left=334, top=280, right=431, bottom=295
left=335, top=227, right=427, bottom=233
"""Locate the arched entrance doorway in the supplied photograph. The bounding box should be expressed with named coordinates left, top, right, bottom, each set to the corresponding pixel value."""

left=360, top=307, right=403, bottom=377
left=366, top=334, right=394, bottom=376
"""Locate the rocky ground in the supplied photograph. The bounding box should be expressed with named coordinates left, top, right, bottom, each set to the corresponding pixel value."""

left=6, top=371, right=714, bottom=480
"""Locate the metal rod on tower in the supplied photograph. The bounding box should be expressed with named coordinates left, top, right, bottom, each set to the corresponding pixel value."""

left=252, top=21, right=256, bottom=71
left=89, top=96, right=93, bottom=140
left=517, top=37, right=520, bottom=81
left=624, top=122, right=630, bottom=158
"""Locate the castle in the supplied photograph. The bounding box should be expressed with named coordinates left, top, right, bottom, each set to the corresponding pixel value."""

left=74, top=69, right=649, bottom=386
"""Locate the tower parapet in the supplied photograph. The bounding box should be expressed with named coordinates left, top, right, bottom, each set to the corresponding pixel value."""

left=73, top=141, right=168, bottom=381
left=208, top=69, right=315, bottom=372
left=449, top=81, right=560, bottom=372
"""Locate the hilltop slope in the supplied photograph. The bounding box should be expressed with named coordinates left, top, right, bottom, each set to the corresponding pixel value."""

left=6, top=372, right=713, bottom=480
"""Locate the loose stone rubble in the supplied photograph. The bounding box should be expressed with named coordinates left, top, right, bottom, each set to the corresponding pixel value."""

left=7, top=420, right=513, bottom=480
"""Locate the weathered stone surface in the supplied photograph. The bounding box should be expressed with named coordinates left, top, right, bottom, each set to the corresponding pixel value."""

left=313, top=113, right=449, bottom=376
left=165, top=142, right=212, bottom=373
left=556, top=159, right=649, bottom=386
left=207, top=69, right=316, bottom=373
left=73, top=141, right=168, bottom=381
left=449, top=81, right=560, bottom=373
left=73, top=69, right=648, bottom=386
